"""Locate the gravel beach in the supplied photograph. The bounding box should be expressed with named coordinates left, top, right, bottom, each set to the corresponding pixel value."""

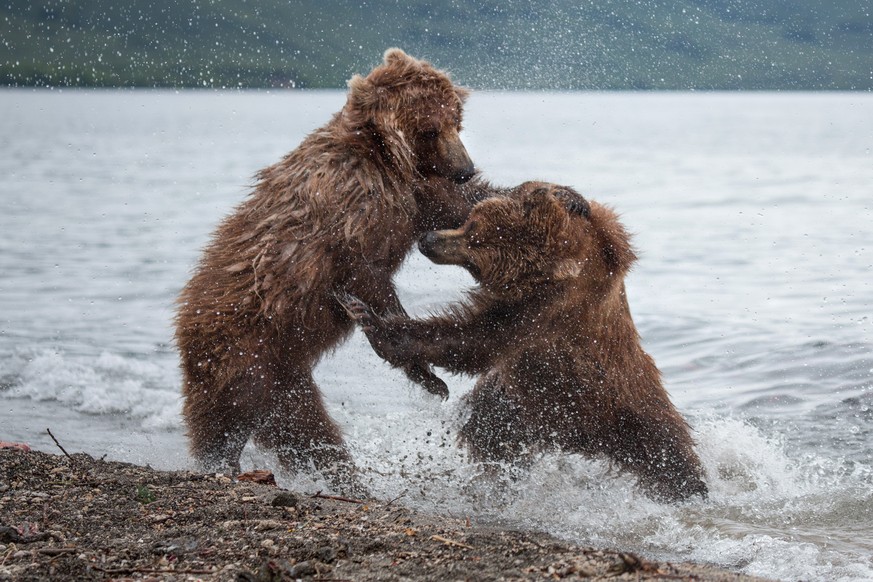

left=0, top=448, right=770, bottom=581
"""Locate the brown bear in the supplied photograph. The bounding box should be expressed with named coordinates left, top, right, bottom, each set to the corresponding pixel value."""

left=345, top=184, right=708, bottom=501
left=176, top=48, right=512, bottom=493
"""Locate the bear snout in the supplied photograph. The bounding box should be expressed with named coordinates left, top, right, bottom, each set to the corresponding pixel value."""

left=418, top=229, right=466, bottom=265
left=418, top=231, right=441, bottom=257
left=452, top=162, right=476, bottom=184
left=438, top=135, right=475, bottom=184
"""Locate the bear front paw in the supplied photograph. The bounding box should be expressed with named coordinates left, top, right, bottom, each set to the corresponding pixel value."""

left=336, top=293, right=379, bottom=331
left=403, top=362, right=450, bottom=400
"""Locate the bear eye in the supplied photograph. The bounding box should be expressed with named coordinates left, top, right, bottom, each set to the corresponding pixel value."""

left=421, top=129, right=439, bottom=140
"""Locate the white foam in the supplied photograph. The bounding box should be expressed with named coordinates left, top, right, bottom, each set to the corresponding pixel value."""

left=2, top=348, right=182, bottom=430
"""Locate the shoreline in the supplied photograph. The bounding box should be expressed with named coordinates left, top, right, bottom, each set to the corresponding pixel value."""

left=0, top=449, right=770, bottom=581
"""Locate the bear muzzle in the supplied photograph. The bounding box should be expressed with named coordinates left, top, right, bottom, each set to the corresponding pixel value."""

left=418, top=228, right=467, bottom=265
left=438, top=134, right=476, bottom=184
left=451, top=161, right=476, bottom=184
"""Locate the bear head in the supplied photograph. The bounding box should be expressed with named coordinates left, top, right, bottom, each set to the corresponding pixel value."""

left=418, top=183, right=637, bottom=298
left=343, top=48, right=474, bottom=184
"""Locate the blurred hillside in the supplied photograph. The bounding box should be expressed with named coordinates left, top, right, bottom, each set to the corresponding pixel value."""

left=2, top=0, right=871, bottom=90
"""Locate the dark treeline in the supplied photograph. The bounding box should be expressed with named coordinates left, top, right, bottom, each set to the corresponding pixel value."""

left=2, top=0, right=871, bottom=90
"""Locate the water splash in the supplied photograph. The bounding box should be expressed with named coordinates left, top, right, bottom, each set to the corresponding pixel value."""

left=329, top=405, right=872, bottom=582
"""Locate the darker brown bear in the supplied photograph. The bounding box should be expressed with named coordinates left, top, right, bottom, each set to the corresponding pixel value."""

left=176, top=49, right=506, bottom=493
left=348, top=184, right=708, bottom=501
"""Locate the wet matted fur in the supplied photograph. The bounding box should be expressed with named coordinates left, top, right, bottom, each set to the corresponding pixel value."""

left=176, top=49, right=501, bottom=493
left=349, top=184, right=708, bottom=501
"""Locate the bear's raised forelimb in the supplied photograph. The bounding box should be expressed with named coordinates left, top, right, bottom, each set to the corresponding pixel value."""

left=341, top=295, right=515, bottom=377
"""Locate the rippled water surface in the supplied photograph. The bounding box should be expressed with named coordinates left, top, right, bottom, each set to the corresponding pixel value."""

left=1, top=90, right=872, bottom=581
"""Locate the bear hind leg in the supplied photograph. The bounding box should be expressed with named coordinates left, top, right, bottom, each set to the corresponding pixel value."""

left=184, top=383, right=259, bottom=474
left=611, top=409, right=708, bottom=502
left=252, top=372, right=365, bottom=497
left=459, top=373, right=534, bottom=469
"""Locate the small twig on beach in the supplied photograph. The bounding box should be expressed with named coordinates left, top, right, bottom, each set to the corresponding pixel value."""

left=309, top=490, right=365, bottom=504
left=384, top=490, right=407, bottom=507
left=45, top=429, right=73, bottom=461
left=36, top=548, right=78, bottom=556
left=430, top=534, right=474, bottom=550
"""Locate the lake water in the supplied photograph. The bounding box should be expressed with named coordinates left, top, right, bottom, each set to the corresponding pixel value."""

left=1, top=89, right=871, bottom=581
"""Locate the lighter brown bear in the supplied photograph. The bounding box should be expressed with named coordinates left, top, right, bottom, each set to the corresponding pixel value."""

left=176, top=49, right=512, bottom=493
left=347, top=184, right=708, bottom=501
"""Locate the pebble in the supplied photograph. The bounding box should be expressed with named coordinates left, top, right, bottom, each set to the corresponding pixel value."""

left=0, top=526, right=19, bottom=543
left=270, top=492, right=299, bottom=508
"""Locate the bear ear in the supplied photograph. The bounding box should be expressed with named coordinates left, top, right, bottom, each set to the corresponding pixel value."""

left=383, top=47, right=414, bottom=66
left=454, top=85, right=471, bottom=104
left=584, top=203, right=638, bottom=275
left=598, top=218, right=638, bottom=274
left=522, top=187, right=569, bottom=232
